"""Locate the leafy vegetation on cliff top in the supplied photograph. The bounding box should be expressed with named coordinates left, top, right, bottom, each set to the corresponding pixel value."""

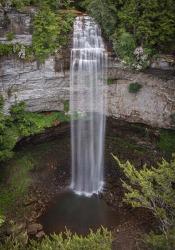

left=78, top=0, right=175, bottom=69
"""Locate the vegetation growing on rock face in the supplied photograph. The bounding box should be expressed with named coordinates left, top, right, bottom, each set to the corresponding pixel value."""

left=32, top=8, right=60, bottom=62
left=158, top=130, right=175, bottom=156
left=31, top=5, right=74, bottom=62
left=128, top=82, right=142, bottom=93
left=113, top=154, right=175, bottom=249
left=0, top=0, right=75, bottom=62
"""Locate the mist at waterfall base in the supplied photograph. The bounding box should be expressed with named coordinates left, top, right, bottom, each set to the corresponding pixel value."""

left=70, top=16, right=107, bottom=196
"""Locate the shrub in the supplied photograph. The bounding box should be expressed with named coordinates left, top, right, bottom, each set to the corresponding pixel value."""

left=0, top=44, right=14, bottom=57
left=82, top=0, right=117, bottom=37
left=57, top=11, right=75, bottom=48
left=113, top=30, right=136, bottom=66
left=128, top=82, right=142, bottom=93
left=6, top=32, right=15, bottom=41
left=0, top=228, right=112, bottom=250
left=107, top=79, right=114, bottom=85
left=0, top=100, right=70, bottom=162
left=158, top=130, right=175, bottom=156
left=144, top=228, right=175, bottom=250
left=63, top=100, right=69, bottom=113
left=118, top=0, right=175, bottom=52
left=113, top=154, right=175, bottom=248
left=32, top=8, right=60, bottom=62
left=32, top=9, right=74, bottom=62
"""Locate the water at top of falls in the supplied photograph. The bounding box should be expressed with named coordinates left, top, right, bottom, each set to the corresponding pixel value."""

left=70, top=15, right=107, bottom=197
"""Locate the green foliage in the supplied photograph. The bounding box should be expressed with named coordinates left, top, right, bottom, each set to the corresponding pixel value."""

left=117, top=0, right=175, bottom=51
left=6, top=32, right=15, bottom=41
left=113, top=154, right=175, bottom=248
left=39, top=0, right=71, bottom=10
left=81, top=0, right=175, bottom=68
left=113, top=30, right=136, bottom=66
left=32, top=8, right=74, bottom=62
left=0, top=95, right=4, bottom=109
left=128, top=82, right=142, bottom=93
left=0, top=43, right=34, bottom=60
left=144, top=228, right=175, bottom=250
left=0, top=215, right=5, bottom=227
left=32, top=8, right=60, bottom=62
left=158, top=130, right=175, bottom=156
left=0, top=44, right=14, bottom=57
left=0, top=99, right=70, bottom=162
left=80, top=0, right=117, bottom=37
left=0, top=228, right=112, bottom=250
left=0, top=0, right=71, bottom=10
left=107, top=79, right=115, bottom=85
left=57, top=11, right=75, bottom=48
left=0, top=155, right=35, bottom=214
left=63, top=100, right=69, bottom=113
left=11, top=0, right=32, bottom=9
left=0, top=5, right=74, bottom=62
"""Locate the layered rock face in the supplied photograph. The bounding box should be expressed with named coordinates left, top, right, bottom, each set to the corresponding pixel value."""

left=0, top=8, right=174, bottom=128
left=107, top=61, right=175, bottom=128
left=0, top=55, right=70, bottom=113
left=0, top=8, right=70, bottom=113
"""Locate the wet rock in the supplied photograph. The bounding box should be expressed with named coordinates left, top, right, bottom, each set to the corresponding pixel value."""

left=27, top=223, right=43, bottom=235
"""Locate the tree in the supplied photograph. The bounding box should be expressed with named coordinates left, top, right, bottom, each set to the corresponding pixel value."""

left=118, top=0, right=175, bottom=50
left=32, top=8, right=61, bottom=62
left=113, top=154, right=175, bottom=248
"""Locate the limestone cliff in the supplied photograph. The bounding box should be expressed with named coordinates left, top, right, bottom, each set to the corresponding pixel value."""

left=0, top=8, right=174, bottom=129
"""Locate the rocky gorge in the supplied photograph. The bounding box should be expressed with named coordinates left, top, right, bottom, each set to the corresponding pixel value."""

left=0, top=4, right=175, bottom=250
left=0, top=7, right=175, bottom=129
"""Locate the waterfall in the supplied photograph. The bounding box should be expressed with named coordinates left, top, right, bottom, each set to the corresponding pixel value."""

left=70, top=15, right=107, bottom=196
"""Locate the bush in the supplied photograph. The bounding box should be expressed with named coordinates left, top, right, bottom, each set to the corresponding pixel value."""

left=6, top=32, right=15, bottom=41
left=81, top=0, right=175, bottom=67
left=144, top=228, right=175, bottom=250
left=0, top=100, right=70, bottom=162
left=82, top=0, right=117, bottom=37
left=113, top=30, right=136, bottom=66
left=128, top=82, right=142, bottom=93
left=32, top=8, right=74, bottom=62
left=113, top=154, right=175, bottom=248
left=0, top=228, right=112, bottom=250
left=118, top=0, right=175, bottom=52
left=158, top=130, right=175, bottom=156
left=32, top=8, right=60, bottom=62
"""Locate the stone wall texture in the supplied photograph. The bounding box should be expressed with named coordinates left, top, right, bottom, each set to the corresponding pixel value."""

left=0, top=8, right=175, bottom=129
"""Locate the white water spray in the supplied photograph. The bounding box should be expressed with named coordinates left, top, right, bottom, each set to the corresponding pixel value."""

left=70, top=16, right=107, bottom=196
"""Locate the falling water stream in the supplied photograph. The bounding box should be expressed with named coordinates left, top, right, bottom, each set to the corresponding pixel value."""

left=70, top=15, right=107, bottom=196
